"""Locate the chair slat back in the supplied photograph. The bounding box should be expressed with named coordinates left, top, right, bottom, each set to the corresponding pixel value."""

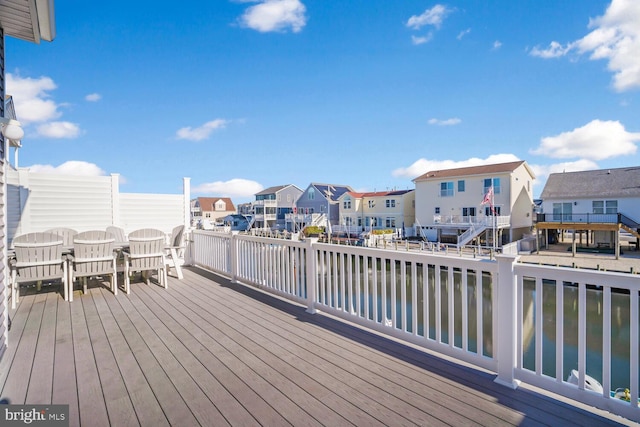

left=73, top=230, right=116, bottom=277
left=106, top=226, right=128, bottom=242
left=128, top=228, right=165, bottom=271
left=170, top=225, right=185, bottom=248
left=44, top=227, right=78, bottom=246
left=13, top=232, right=65, bottom=283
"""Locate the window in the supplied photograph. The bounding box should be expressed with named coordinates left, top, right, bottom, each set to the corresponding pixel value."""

left=592, top=201, right=604, bottom=214
left=287, top=194, right=291, bottom=202
left=308, top=188, right=315, bottom=200
left=386, top=217, right=396, bottom=227
left=485, top=206, right=501, bottom=216
left=606, top=200, right=617, bottom=214
left=440, top=182, right=454, bottom=197
left=343, top=197, right=352, bottom=209
left=435, top=207, right=440, bottom=214
left=368, top=200, right=375, bottom=208
left=462, top=207, right=476, bottom=217
left=457, top=180, right=465, bottom=192
left=215, top=200, right=226, bottom=211
left=483, top=178, right=501, bottom=194
left=357, top=218, right=362, bottom=227
left=385, top=199, right=395, bottom=208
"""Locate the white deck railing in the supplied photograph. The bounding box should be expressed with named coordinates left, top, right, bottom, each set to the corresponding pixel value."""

left=190, top=230, right=640, bottom=423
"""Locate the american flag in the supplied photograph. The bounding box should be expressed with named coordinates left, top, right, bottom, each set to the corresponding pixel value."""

left=481, top=186, right=495, bottom=214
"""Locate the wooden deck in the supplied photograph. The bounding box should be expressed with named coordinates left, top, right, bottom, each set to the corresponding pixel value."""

left=0, top=267, right=629, bottom=426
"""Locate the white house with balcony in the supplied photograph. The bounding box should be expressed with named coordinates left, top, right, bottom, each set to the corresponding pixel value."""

left=336, top=189, right=415, bottom=237
left=413, top=160, right=535, bottom=246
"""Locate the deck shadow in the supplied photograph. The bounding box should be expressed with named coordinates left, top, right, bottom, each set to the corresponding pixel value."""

left=186, top=267, right=624, bottom=426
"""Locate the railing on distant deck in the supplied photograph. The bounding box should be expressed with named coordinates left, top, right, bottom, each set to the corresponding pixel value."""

left=536, top=213, right=619, bottom=224
left=190, top=230, right=640, bottom=423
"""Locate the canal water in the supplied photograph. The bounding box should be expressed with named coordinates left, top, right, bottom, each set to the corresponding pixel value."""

left=522, top=279, right=639, bottom=392
left=319, top=255, right=638, bottom=393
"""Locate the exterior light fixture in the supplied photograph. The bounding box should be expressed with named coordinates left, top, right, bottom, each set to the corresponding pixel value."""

left=0, top=118, right=24, bottom=142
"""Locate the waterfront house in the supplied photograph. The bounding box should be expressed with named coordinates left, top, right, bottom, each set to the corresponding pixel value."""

left=413, top=160, right=535, bottom=245
left=287, top=183, right=353, bottom=232
left=191, top=197, right=236, bottom=227
left=336, top=189, right=415, bottom=237
left=537, top=167, right=640, bottom=254
left=254, top=184, right=303, bottom=230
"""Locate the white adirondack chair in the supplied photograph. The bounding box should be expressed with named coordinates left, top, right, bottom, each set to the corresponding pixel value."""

left=106, top=226, right=128, bottom=242
left=165, top=225, right=185, bottom=279
left=45, top=227, right=78, bottom=246
left=123, top=228, right=167, bottom=294
left=10, top=232, right=67, bottom=309
left=70, top=230, right=118, bottom=300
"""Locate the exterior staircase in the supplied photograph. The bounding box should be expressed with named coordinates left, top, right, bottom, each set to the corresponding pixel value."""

left=457, top=224, right=487, bottom=247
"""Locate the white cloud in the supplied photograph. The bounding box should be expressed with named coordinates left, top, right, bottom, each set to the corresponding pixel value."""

left=428, top=117, right=461, bottom=126
left=239, top=0, right=307, bottom=33
left=411, top=34, right=433, bottom=45
left=457, top=28, right=471, bottom=40
left=406, top=5, right=451, bottom=30
left=493, top=40, right=502, bottom=50
left=27, top=160, right=106, bottom=176
left=6, top=73, right=61, bottom=125
left=529, top=41, right=574, bottom=58
left=531, top=119, right=640, bottom=160
left=36, top=121, right=81, bottom=139
left=85, top=93, right=101, bottom=102
left=176, top=119, right=229, bottom=141
left=529, top=159, right=600, bottom=184
left=192, top=178, right=264, bottom=197
left=531, top=0, right=640, bottom=91
left=392, top=153, right=520, bottom=179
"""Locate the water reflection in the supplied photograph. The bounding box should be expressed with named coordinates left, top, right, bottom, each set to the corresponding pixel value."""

left=323, top=254, right=495, bottom=358
left=522, top=279, right=637, bottom=392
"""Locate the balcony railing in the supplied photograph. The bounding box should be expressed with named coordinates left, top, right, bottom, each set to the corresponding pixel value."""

left=433, top=215, right=511, bottom=228
left=190, top=230, right=640, bottom=423
left=536, top=213, right=619, bottom=224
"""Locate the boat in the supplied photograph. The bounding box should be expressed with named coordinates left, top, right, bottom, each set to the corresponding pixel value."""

left=567, top=370, right=640, bottom=403
left=566, top=369, right=604, bottom=393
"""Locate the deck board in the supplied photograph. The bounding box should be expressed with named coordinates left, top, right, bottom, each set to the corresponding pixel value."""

left=0, top=266, right=628, bottom=427
left=25, top=292, right=59, bottom=404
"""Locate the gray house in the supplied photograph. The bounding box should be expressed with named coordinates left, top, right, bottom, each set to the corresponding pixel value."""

left=538, top=166, right=640, bottom=255
left=288, top=183, right=352, bottom=231
left=254, top=184, right=303, bottom=230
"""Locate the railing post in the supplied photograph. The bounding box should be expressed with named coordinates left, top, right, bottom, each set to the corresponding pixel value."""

left=230, top=233, right=239, bottom=283
left=305, top=238, right=317, bottom=314
left=494, top=253, right=521, bottom=389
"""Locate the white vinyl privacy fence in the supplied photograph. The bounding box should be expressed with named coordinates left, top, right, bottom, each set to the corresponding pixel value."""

left=6, top=169, right=190, bottom=244
left=191, top=230, right=640, bottom=423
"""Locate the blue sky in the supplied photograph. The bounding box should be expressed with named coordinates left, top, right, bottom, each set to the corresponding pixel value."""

left=5, top=0, right=640, bottom=202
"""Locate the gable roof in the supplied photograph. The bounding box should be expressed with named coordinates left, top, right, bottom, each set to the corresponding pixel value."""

left=413, top=161, right=531, bottom=182
left=255, top=184, right=301, bottom=196
left=197, top=197, right=235, bottom=211
left=540, top=167, right=640, bottom=199
left=309, top=183, right=353, bottom=202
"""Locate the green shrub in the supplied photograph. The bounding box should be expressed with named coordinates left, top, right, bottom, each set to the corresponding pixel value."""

left=302, top=226, right=325, bottom=236
left=372, top=229, right=394, bottom=235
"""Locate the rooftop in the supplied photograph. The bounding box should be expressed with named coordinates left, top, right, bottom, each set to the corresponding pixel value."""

left=541, top=166, right=640, bottom=199
left=413, top=161, right=530, bottom=182
left=0, top=267, right=625, bottom=426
